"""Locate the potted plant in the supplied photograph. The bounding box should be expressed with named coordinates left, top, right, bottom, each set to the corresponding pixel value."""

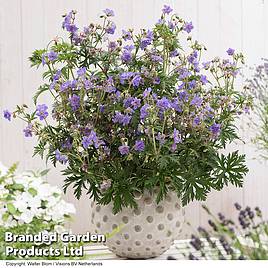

left=3, top=6, right=251, bottom=258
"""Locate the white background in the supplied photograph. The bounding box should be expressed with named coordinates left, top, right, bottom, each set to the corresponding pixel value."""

left=0, top=0, right=268, bottom=237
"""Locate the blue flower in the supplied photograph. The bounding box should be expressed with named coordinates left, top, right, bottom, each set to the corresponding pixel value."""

left=132, top=75, right=142, bottom=87
left=77, top=67, right=86, bottom=77
left=210, top=123, right=221, bottom=136
left=190, top=95, right=203, bottom=108
left=140, top=104, right=149, bottom=120
left=69, top=94, right=80, bottom=111
left=162, top=5, right=173, bottom=14
left=23, top=124, right=33, bottom=137
left=200, top=75, right=208, bottom=85
left=227, top=48, right=235, bottom=56
left=143, top=87, right=152, bottom=98
left=3, top=109, right=11, bottom=121
left=103, top=8, right=114, bottom=17
left=134, top=140, right=145, bottom=152
left=183, top=21, right=194, bottom=33
left=55, top=149, right=68, bottom=164
left=157, top=97, right=171, bottom=110
left=121, top=50, right=132, bottom=63
left=122, top=30, right=132, bottom=40
left=106, top=22, right=116, bottom=34
left=118, top=145, right=130, bottom=155
left=36, top=104, right=48, bottom=120
left=48, top=51, right=58, bottom=62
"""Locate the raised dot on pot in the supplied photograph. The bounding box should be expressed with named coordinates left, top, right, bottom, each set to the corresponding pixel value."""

left=103, top=215, right=108, bottom=222
left=112, top=224, right=118, bottom=230
left=96, top=205, right=101, bottom=212
left=156, top=240, right=161, bottom=245
left=147, top=234, right=152, bottom=239
left=135, top=241, right=141, bottom=246
left=122, top=216, right=129, bottom=224
left=158, top=224, right=165, bottom=231
left=124, top=234, right=130, bottom=240
left=144, top=197, right=152, bottom=205
left=134, top=225, right=142, bottom=232
left=96, top=222, right=101, bottom=228
left=134, top=208, right=141, bottom=215
left=176, top=221, right=181, bottom=228
left=116, top=240, right=121, bottom=245
left=167, top=213, right=173, bottom=221
left=156, top=205, right=164, bottom=213
left=146, top=216, right=153, bottom=223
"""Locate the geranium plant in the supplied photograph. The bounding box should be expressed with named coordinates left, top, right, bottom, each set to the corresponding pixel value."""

left=4, top=6, right=251, bottom=213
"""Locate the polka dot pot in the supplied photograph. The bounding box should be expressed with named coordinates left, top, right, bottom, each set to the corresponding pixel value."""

left=90, top=190, right=185, bottom=259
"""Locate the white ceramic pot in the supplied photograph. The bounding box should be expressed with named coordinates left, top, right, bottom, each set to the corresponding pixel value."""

left=90, top=190, right=185, bottom=259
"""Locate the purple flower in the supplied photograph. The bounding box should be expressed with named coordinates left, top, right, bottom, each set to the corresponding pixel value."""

left=156, top=132, right=165, bottom=145
left=188, top=80, right=196, bottom=89
left=131, top=97, right=141, bottom=110
left=190, top=95, right=203, bottom=107
left=69, top=94, right=80, bottom=111
left=140, top=30, right=154, bottom=50
left=121, top=114, right=132, bottom=125
left=55, top=149, right=68, bottom=164
left=53, top=69, right=61, bottom=81
left=202, top=61, right=211, bottom=69
left=151, top=54, right=163, bottom=63
left=48, top=51, right=58, bottom=62
left=162, top=5, right=173, bottom=14
left=103, top=8, right=114, bottom=17
left=121, top=50, right=132, bottom=63
left=82, top=135, right=94, bottom=149
left=112, top=112, right=131, bottom=126
left=132, top=75, right=142, bottom=87
left=62, top=138, right=72, bottom=150
left=188, top=50, right=198, bottom=64
left=3, top=109, right=11, bottom=121
left=193, top=117, right=201, bottom=127
left=183, top=21, right=194, bottom=33
left=157, top=97, right=171, bottom=110
left=170, top=50, right=179, bottom=57
left=119, top=145, right=130, bottom=155
left=36, top=104, right=48, bottom=120
left=77, top=67, right=86, bottom=77
left=62, top=11, right=78, bottom=33
left=153, top=77, right=161, bottom=84
left=108, top=41, right=117, bottom=50
left=60, top=80, right=71, bottom=91
left=210, top=123, right=221, bottom=136
left=140, top=104, right=149, bottom=120
left=171, top=98, right=182, bottom=112
left=179, top=68, right=191, bottom=79
left=23, top=124, right=33, bottom=137
left=134, top=140, right=145, bottom=152
left=200, top=75, right=208, bottom=85
left=143, top=87, right=152, bottom=98
left=41, top=53, right=47, bottom=66
left=119, top=72, right=134, bottom=84
left=227, top=48, right=235, bottom=56
left=122, top=29, right=132, bottom=40
left=106, top=22, right=116, bottom=34
left=173, top=128, right=182, bottom=144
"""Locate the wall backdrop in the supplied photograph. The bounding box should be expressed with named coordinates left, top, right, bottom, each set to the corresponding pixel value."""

left=1, top=0, right=268, bottom=237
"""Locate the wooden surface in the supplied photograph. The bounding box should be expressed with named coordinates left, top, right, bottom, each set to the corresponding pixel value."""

left=1, top=0, right=268, bottom=237
left=84, top=239, right=192, bottom=260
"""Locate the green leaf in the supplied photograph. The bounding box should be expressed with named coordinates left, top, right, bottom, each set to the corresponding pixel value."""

left=7, top=203, right=16, bottom=214
left=28, top=187, right=38, bottom=197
